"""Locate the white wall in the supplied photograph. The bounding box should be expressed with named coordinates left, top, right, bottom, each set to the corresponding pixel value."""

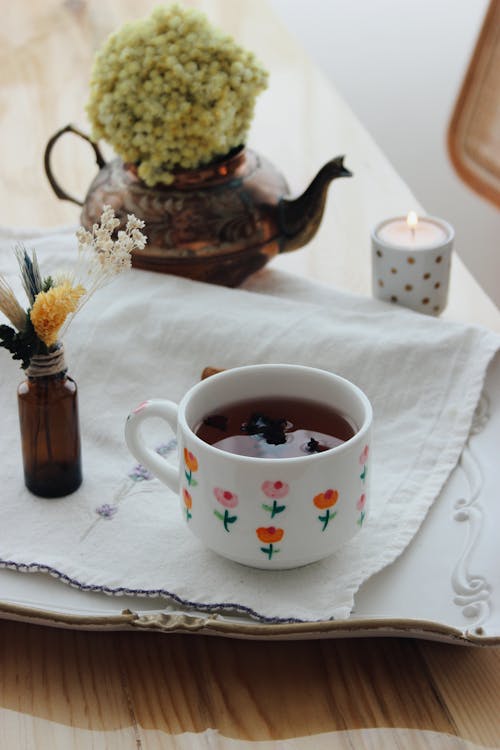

left=270, top=0, right=500, bottom=308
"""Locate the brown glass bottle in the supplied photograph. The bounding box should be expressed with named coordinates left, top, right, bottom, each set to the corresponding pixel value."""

left=17, top=345, right=82, bottom=497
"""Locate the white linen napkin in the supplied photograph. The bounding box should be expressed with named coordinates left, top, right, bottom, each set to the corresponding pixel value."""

left=0, top=227, right=498, bottom=621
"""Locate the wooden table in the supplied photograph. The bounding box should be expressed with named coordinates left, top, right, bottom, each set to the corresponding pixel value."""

left=1, top=2, right=499, bottom=748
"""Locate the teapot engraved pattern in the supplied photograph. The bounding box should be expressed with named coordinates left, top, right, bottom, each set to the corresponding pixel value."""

left=45, top=124, right=352, bottom=286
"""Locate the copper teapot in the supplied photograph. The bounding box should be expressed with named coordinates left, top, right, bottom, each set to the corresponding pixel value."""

left=45, top=124, right=352, bottom=287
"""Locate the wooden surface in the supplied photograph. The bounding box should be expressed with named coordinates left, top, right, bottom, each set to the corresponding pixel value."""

left=1, top=1, right=500, bottom=748
left=2, top=621, right=500, bottom=749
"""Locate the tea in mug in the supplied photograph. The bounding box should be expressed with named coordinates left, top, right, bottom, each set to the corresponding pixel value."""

left=195, top=396, right=356, bottom=459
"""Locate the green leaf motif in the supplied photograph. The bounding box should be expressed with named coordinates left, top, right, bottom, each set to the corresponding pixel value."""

left=262, top=501, right=286, bottom=518
left=318, top=509, right=337, bottom=531
left=214, top=509, right=238, bottom=532
left=260, top=544, right=279, bottom=560
left=357, top=511, right=366, bottom=527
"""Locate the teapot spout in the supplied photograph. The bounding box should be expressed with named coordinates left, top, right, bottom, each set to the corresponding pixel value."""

left=278, top=156, right=352, bottom=253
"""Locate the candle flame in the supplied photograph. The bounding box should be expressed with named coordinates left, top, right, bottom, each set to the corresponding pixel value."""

left=407, top=211, right=418, bottom=229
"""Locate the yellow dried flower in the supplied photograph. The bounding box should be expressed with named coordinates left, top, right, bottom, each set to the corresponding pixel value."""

left=86, top=4, right=268, bottom=186
left=30, top=282, right=86, bottom=348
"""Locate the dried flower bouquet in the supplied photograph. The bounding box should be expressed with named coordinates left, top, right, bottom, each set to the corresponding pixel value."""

left=86, top=4, right=268, bottom=186
left=0, top=206, right=147, bottom=369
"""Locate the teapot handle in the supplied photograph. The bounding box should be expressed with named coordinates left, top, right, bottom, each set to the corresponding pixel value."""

left=44, top=124, right=107, bottom=206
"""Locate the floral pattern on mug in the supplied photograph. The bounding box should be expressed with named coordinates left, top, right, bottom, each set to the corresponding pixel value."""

left=261, top=480, right=289, bottom=518
left=184, top=448, right=198, bottom=487
left=359, top=445, right=369, bottom=483
left=359, top=445, right=369, bottom=465
left=183, top=488, right=193, bottom=521
left=213, top=488, right=238, bottom=532
left=131, top=400, right=150, bottom=415
left=257, top=526, right=284, bottom=560
left=262, top=480, right=289, bottom=499
left=356, top=493, right=366, bottom=527
left=313, top=489, right=338, bottom=531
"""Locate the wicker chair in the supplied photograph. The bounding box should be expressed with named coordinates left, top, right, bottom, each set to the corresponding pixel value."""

left=448, top=0, right=500, bottom=208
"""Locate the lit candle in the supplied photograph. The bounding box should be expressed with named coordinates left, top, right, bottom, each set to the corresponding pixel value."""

left=371, top=213, right=454, bottom=316
left=377, top=212, right=448, bottom=249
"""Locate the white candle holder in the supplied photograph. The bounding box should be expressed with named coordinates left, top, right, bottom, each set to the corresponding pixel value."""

left=371, top=215, right=454, bottom=316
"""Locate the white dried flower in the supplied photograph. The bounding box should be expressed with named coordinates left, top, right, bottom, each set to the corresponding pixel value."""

left=59, top=205, right=147, bottom=338
left=76, top=204, right=146, bottom=287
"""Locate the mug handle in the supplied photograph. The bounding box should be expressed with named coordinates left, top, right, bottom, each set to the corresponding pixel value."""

left=125, top=400, right=179, bottom=493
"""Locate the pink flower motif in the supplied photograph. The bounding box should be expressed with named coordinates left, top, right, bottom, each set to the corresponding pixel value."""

left=357, top=493, right=366, bottom=511
left=132, top=400, right=149, bottom=414
left=359, top=445, right=369, bottom=465
left=213, top=487, right=239, bottom=508
left=261, top=480, right=289, bottom=499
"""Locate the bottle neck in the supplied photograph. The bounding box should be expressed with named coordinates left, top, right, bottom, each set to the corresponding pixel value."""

left=26, top=344, right=67, bottom=379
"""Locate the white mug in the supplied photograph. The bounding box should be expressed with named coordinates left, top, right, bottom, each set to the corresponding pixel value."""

left=125, top=364, right=372, bottom=569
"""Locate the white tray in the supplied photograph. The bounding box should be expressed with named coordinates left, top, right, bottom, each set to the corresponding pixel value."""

left=1, top=355, right=499, bottom=645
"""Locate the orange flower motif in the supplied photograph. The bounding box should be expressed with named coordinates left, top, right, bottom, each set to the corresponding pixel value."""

left=256, top=526, right=284, bottom=544
left=183, top=488, right=192, bottom=509
left=183, top=448, right=198, bottom=473
left=313, top=489, right=339, bottom=510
